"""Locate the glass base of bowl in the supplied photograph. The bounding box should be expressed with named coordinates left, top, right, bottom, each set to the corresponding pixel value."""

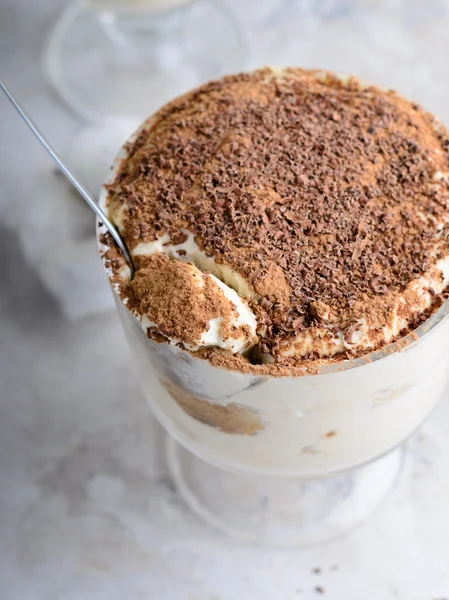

left=167, top=437, right=403, bottom=547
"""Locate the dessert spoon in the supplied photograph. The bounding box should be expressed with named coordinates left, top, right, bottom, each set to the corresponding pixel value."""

left=0, top=80, right=134, bottom=275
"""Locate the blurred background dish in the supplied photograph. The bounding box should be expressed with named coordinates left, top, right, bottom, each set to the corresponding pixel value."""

left=43, top=0, right=247, bottom=122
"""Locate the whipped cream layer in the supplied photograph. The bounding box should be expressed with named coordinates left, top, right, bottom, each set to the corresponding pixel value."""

left=119, top=231, right=258, bottom=354
left=133, top=230, right=254, bottom=299
left=277, top=255, right=449, bottom=359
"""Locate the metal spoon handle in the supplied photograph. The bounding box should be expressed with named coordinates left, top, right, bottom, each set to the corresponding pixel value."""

left=0, top=80, right=134, bottom=271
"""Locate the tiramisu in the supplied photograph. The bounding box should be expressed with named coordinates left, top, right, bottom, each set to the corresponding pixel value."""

left=99, top=68, right=449, bottom=477
left=101, top=67, right=449, bottom=374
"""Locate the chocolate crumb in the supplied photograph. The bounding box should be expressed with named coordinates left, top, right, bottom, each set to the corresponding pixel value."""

left=324, top=430, right=338, bottom=438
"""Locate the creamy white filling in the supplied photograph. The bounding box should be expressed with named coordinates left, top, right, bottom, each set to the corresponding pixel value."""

left=277, top=255, right=449, bottom=358
left=111, top=203, right=128, bottom=230
left=133, top=231, right=254, bottom=299
left=433, top=170, right=449, bottom=181
left=133, top=239, right=258, bottom=354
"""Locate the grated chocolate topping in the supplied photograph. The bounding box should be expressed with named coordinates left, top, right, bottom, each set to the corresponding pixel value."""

left=105, top=67, right=449, bottom=368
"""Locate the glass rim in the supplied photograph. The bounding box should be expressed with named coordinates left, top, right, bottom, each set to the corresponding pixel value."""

left=316, top=299, right=449, bottom=375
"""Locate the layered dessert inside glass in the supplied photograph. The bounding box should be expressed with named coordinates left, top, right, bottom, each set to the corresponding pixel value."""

left=98, top=67, right=449, bottom=477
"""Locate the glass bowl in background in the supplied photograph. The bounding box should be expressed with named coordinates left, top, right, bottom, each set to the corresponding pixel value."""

left=43, top=0, right=247, bottom=123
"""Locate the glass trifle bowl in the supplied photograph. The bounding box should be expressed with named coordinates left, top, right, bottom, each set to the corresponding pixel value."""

left=97, top=67, right=449, bottom=546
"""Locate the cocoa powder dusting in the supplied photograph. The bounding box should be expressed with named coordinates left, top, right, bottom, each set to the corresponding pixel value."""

left=160, top=379, right=264, bottom=434
left=103, top=67, right=449, bottom=373
left=129, top=254, right=248, bottom=347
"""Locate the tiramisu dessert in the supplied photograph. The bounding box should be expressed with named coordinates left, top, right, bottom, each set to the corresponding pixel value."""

left=99, top=68, right=449, bottom=475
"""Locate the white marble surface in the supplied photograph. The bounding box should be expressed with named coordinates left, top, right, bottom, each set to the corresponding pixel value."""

left=2, top=1, right=449, bottom=598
